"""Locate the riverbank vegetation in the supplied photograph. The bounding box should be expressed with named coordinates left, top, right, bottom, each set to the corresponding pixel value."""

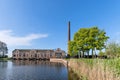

left=0, top=58, right=11, bottom=61
left=67, top=26, right=120, bottom=80
left=0, top=56, right=11, bottom=61
left=67, top=41, right=120, bottom=80
left=68, top=58, right=120, bottom=80
left=106, top=41, right=120, bottom=58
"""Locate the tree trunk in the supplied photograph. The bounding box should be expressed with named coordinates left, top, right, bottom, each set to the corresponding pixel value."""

left=94, top=47, right=96, bottom=58
left=92, top=49, right=94, bottom=58
left=78, top=51, right=80, bottom=58
left=80, top=51, right=81, bottom=58
left=87, top=50, right=89, bottom=58
left=83, top=51, right=84, bottom=58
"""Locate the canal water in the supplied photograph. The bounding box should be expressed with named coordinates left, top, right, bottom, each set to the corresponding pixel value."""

left=0, top=60, right=78, bottom=80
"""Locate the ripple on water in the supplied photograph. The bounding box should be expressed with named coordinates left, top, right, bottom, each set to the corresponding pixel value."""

left=0, top=61, right=68, bottom=80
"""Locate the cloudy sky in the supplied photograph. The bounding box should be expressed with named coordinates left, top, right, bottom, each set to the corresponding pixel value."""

left=0, top=0, right=120, bottom=57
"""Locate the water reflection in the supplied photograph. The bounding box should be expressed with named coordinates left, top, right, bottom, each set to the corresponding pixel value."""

left=12, top=60, right=64, bottom=67
left=0, top=61, right=8, bottom=68
left=0, top=60, right=68, bottom=80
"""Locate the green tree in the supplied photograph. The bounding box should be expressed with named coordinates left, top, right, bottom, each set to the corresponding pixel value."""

left=73, top=28, right=90, bottom=58
left=69, top=41, right=77, bottom=56
left=70, top=26, right=109, bottom=58
left=106, top=41, right=120, bottom=58
left=89, top=27, right=109, bottom=58
left=98, top=51, right=105, bottom=57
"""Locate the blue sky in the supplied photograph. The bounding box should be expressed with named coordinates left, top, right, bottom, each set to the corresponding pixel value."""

left=0, top=0, right=120, bottom=56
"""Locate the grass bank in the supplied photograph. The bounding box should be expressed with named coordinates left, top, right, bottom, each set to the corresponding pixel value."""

left=0, top=58, right=11, bottom=61
left=68, top=58, right=120, bottom=80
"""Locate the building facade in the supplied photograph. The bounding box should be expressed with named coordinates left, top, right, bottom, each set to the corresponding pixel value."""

left=12, top=48, right=66, bottom=60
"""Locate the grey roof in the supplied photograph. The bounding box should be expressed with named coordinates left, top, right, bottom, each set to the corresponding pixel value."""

left=13, top=49, right=54, bottom=52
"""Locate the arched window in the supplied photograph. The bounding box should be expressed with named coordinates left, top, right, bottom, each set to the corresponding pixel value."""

left=44, top=53, right=46, bottom=57
left=50, top=53, right=52, bottom=57
left=23, top=53, right=25, bottom=57
left=35, top=54, right=37, bottom=57
left=41, top=53, right=43, bottom=57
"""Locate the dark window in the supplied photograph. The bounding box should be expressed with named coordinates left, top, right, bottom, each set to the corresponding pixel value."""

left=23, top=54, right=25, bottom=57
left=35, top=54, right=37, bottom=57
left=55, top=53, right=62, bottom=58
left=50, top=53, right=52, bottom=57
left=41, top=54, right=43, bottom=57
left=13, top=55, right=16, bottom=57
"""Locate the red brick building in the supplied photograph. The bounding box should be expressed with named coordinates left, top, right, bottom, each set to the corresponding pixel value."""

left=12, top=48, right=66, bottom=60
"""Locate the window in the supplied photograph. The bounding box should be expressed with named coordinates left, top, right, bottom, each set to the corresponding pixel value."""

left=55, top=53, right=62, bottom=58
left=13, top=55, right=16, bottom=57
left=35, top=54, right=37, bottom=57
left=50, top=53, right=52, bottom=57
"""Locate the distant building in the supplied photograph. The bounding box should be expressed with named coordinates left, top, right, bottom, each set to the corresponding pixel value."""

left=0, top=41, right=8, bottom=57
left=12, top=48, right=66, bottom=60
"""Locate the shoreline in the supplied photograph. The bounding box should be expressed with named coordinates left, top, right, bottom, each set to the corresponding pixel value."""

left=0, top=58, right=11, bottom=61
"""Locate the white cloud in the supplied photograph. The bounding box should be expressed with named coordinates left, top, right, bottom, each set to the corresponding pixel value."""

left=0, top=30, right=48, bottom=46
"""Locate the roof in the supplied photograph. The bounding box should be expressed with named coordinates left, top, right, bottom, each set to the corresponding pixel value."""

left=13, top=49, right=54, bottom=52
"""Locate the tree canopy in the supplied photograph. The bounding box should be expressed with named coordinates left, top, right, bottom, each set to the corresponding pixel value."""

left=68, top=26, right=109, bottom=57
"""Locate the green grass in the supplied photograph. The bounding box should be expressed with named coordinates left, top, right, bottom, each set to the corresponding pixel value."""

left=105, top=58, right=120, bottom=76
left=0, top=57, right=11, bottom=61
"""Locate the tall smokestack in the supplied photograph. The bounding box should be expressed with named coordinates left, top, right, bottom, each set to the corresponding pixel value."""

left=68, top=21, right=71, bottom=55
left=68, top=21, right=71, bottom=41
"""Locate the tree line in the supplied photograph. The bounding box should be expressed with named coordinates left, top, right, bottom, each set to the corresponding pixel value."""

left=0, top=41, right=8, bottom=58
left=68, top=26, right=109, bottom=58
left=106, top=41, right=120, bottom=58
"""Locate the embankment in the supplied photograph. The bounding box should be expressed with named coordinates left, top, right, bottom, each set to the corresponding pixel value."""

left=50, top=58, right=68, bottom=67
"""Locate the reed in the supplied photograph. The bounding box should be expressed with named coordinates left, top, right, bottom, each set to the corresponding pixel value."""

left=68, top=58, right=120, bottom=80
